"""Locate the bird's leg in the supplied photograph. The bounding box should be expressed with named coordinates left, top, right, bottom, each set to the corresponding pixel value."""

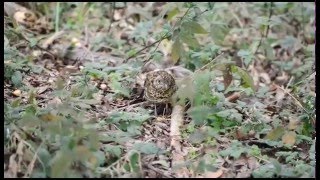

left=163, top=103, right=168, bottom=116
left=154, top=104, right=158, bottom=116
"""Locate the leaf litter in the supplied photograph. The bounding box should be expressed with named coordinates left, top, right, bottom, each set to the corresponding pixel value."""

left=4, top=2, right=315, bottom=178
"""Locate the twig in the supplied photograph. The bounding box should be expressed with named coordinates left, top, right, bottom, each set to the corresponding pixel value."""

left=124, top=6, right=192, bottom=64
left=107, top=2, right=116, bottom=33
left=140, top=36, right=170, bottom=67
left=285, top=76, right=294, bottom=90
left=10, top=29, right=56, bottom=59
left=123, top=35, right=170, bottom=63
left=108, top=101, right=148, bottom=113
left=254, top=2, right=273, bottom=55
left=97, top=101, right=152, bottom=119
left=276, top=85, right=315, bottom=124
left=55, top=2, right=60, bottom=33
left=23, top=144, right=43, bottom=177
left=230, top=4, right=243, bottom=28
left=194, top=52, right=225, bottom=73
left=84, top=24, right=89, bottom=47
left=146, top=164, right=173, bottom=178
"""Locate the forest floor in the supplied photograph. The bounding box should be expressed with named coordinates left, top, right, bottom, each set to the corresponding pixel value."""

left=4, top=2, right=315, bottom=178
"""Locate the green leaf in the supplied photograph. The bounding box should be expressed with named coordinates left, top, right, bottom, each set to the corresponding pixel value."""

left=175, top=76, right=195, bottom=105
left=271, top=159, right=282, bottom=175
left=265, top=126, right=285, bottom=141
left=130, top=21, right=153, bottom=42
left=55, top=77, right=66, bottom=90
left=166, top=7, right=180, bottom=20
left=262, top=41, right=276, bottom=60
left=109, top=109, right=150, bottom=124
left=38, top=147, right=52, bottom=168
left=11, top=98, right=21, bottom=107
left=231, top=65, right=255, bottom=91
left=50, top=151, right=73, bottom=178
left=187, top=105, right=212, bottom=125
left=127, top=49, right=137, bottom=57
left=193, top=71, right=213, bottom=105
left=216, top=109, right=232, bottom=118
left=127, top=124, right=141, bottom=135
left=29, top=37, right=38, bottom=47
left=92, top=150, right=106, bottom=167
left=11, top=71, right=23, bottom=87
left=210, top=23, right=229, bottom=45
left=180, top=32, right=200, bottom=48
left=71, top=98, right=100, bottom=105
left=188, top=129, right=207, bottom=144
left=129, top=152, right=140, bottom=173
left=133, top=142, right=162, bottom=155
left=18, top=112, right=41, bottom=128
left=249, top=145, right=262, bottom=156
left=237, top=49, right=254, bottom=67
left=183, top=21, right=208, bottom=34
left=252, top=163, right=277, bottom=178
left=109, top=78, right=130, bottom=97
left=219, top=140, right=246, bottom=159
left=255, top=16, right=270, bottom=26
left=171, top=38, right=182, bottom=63
left=309, top=139, right=315, bottom=166
left=31, top=65, right=44, bottom=74
left=104, top=145, right=122, bottom=158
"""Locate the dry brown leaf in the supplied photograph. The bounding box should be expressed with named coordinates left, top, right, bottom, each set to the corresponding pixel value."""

left=41, top=31, right=65, bottom=49
left=12, top=89, right=22, bottom=97
left=205, top=169, right=224, bottom=178
left=282, top=131, right=296, bottom=146
left=223, top=65, right=232, bottom=90
left=260, top=114, right=272, bottom=123
left=61, top=65, right=79, bottom=75
left=16, top=141, right=24, bottom=156
left=48, top=97, right=62, bottom=106
left=247, top=156, right=260, bottom=170
left=275, top=88, right=285, bottom=102
left=165, top=66, right=193, bottom=79
left=259, top=72, right=271, bottom=84
left=37, top=85, right=50, bottom=95
left=265, top=127, right=285, bottom=140
left=100, top=83, right=108, bottom=90
left=7, top=154, right=18, bottom=178
left=226, top=92, right=241, bottom=102
left=39, top=113, right=61, bottom=122
left=141, top=61, right=161, bottom=73
left=23, top=149, right=39, bottom=178
left=287, top=118, right=300, bottom=130
left=4, top=2, right=28, bottom=17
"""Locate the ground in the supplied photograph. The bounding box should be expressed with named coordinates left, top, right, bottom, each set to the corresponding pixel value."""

left=4, top=2, right=315, bottom=178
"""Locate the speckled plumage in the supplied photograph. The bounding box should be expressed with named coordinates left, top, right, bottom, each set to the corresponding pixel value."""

left=144, top=70, right=177, bottom=103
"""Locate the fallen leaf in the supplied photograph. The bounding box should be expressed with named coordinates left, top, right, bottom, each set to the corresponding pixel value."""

left=275, top=88, right=285, bottom=102
left=282, top=131, right=296, bottom=146
left=265, top=127, right=285, bottom=140
left=205, top=169, right=224, bottom=178
left=37, top=85, right=50, bottom=95
left=247, top=156, right=260, bottom=170
left=12, top=89, right=21, bottom=97
left=39, top=113, right=61, bottom=122
left=100, top=83, right=107, bottom=90
left=287, top=118, right=300, bottom=130
left=223, top=65, right=233, bottom=90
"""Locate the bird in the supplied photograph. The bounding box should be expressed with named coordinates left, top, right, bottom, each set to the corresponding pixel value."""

left=144, top=70, right=177, bottom=115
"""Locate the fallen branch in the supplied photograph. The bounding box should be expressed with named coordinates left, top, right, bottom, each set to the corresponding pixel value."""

left=170, top=104, right=189, bottom=177
left=254, top=2, right=274, bottom=55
